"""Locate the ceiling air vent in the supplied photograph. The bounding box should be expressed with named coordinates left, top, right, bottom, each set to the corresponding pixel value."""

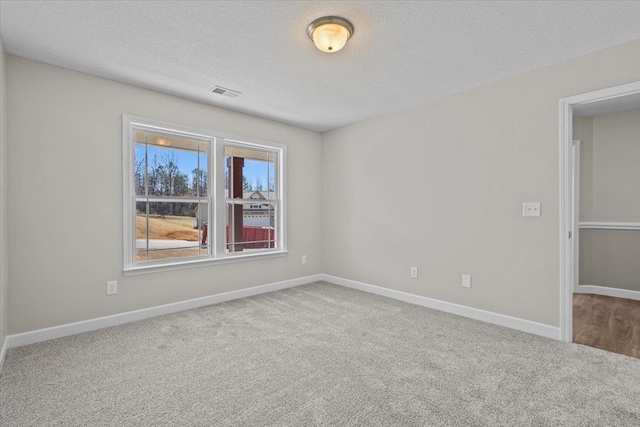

left=210, top=86, right=241, bottom=98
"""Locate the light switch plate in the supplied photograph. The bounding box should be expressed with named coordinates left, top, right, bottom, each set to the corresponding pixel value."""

left=462, top=274, right=472, bottom=288
left=523, top=202, right=541, bottom=217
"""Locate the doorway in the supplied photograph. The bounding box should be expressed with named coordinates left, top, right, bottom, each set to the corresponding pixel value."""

left=560, top=81, right=640, bottom=356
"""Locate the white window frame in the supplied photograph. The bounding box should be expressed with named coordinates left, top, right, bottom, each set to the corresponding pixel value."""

left=123, top=115, right=287, bottom=275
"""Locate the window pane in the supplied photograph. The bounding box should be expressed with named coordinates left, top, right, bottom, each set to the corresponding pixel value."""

left=225, top=201, right=276, bottom=252
left=224, top=145, right=277, bottom=195
left=146, top=132, right=202, bottom=151
left=146, top=145, right=199, bottom=197
left=146, top=248, right=201, bottom=261
left=136, top=201, right=209, bottom=262
left=196, top=151, right=209, bottom=197
left=134, top=143, right=147, bottom=195
left=132, top=131, right=210, bottom=198
left=136, top=249, right=149, bottom=263
left=133, top=130, right=146, bottom=144
left=135, top=201, right=149, bottom=260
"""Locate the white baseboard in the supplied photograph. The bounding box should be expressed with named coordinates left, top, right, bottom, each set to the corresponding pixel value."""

left=0, top=336, right=8, bottom=373
left=3, top=272, right=561, bottom=354
left=575, top=285, right=640, bottom=301
left=5, top=274, right=323, bottom=350
left=321, top=274, right=561, bottom=340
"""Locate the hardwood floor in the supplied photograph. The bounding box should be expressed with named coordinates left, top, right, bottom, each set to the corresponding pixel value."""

left=573, top=293, right=640, bottom=359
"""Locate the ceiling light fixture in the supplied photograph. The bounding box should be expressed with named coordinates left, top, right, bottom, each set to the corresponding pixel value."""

left=307, top=16, right=354, bottom=53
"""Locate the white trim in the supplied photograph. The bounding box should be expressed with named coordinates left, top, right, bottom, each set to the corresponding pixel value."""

left=123, top=250, right=288, bottom=276
left=214, top=138, right=225, bottom=258
left=278, top=145, right=287, bottom=253
left=4, top=274, right=565, bottom=352
left=0, top=336, right=8, bottom=373
left=559, top=98, right=574, bottom=342
left=122, top=116, right=133, bottom=272
left=562, top=80, right=640, bottom=106
left=572, top=140, right=580, bottom=294
left=579, top=222, right=640, bottom=230
left=322, top=275, right=560, bottom=340
left=575, top=285, right=640, bottom=301
left=123, top=115, right=288, bottom=150
left=122, top=115, right=287, bottom=274
left=5, top=274, right=322, bottom=349
left=559, top=80, right=640, bottom=343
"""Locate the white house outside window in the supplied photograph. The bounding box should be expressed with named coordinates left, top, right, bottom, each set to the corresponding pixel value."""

left=123, top=116, right=286, bottom=274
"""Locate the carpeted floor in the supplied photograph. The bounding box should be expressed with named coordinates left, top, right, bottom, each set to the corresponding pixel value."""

left=1, top=282, right=639, bottom=426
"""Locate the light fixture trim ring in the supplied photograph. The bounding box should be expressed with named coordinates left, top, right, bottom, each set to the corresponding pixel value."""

left=307, top=16, right=354, bottom=41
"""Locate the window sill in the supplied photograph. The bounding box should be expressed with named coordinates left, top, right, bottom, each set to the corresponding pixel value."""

left=123, top=251, right=288, bottom=276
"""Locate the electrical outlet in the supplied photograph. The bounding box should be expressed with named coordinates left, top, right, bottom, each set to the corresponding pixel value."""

left=106, top=280, right=118, bottom=296
left=522, top=202, right=541, bottom=217
left=410, top=267, right=418, bottom=279
left=462, top=275, right=472, bottom=288
left=301, top=255, right=307, bottom=264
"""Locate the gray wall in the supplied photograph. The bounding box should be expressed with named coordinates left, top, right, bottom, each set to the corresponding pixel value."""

left=587, top=109, right=640, bottom=222
left=576, top=109, right=640, bottom=291
left=4, top=38, right=640, bottom=335
left=7, top=56, right=323, bottom=334
left=579, top=229, right=640, bottom=291
left=321, top=39, right=640, bottom=327
left=0, top=38, right=7, bottom=347
left=575, top=117, right=594, bottom=222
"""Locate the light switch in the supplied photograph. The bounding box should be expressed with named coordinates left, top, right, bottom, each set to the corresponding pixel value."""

left=462, top=275, right=472, bottom=288
left=522, top=202, right=541, bottom=217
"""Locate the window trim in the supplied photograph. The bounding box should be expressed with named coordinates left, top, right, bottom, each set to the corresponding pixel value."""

left=122, top=115, right=287, bottom=275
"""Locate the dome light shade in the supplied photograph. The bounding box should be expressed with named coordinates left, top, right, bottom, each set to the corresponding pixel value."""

left=307, top=16, right=354, bottom=53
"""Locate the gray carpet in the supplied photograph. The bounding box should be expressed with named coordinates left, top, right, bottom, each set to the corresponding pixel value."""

left=1, top=282, right=639, bottom=426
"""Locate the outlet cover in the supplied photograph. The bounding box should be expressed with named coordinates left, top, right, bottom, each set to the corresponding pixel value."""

left=301, top=255, right=307, bottom=265
left=106, top=281, right=118, bottom=296
left=462, top=275, right=472, bottom=288
left=523, top=202, right=541, bottom=217
left=410, top=267, right=418, bottom=279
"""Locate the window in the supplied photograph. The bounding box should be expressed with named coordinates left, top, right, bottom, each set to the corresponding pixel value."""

left=123, top=116, right=285, bottom=273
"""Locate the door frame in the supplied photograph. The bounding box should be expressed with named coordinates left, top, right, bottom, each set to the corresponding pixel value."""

left=559, top=80, right=640, bottom=342
left=571, top=140, right=580, bottom=296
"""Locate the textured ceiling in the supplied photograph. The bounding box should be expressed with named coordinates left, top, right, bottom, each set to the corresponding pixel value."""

left=1, top=1, right=639, bottom=131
